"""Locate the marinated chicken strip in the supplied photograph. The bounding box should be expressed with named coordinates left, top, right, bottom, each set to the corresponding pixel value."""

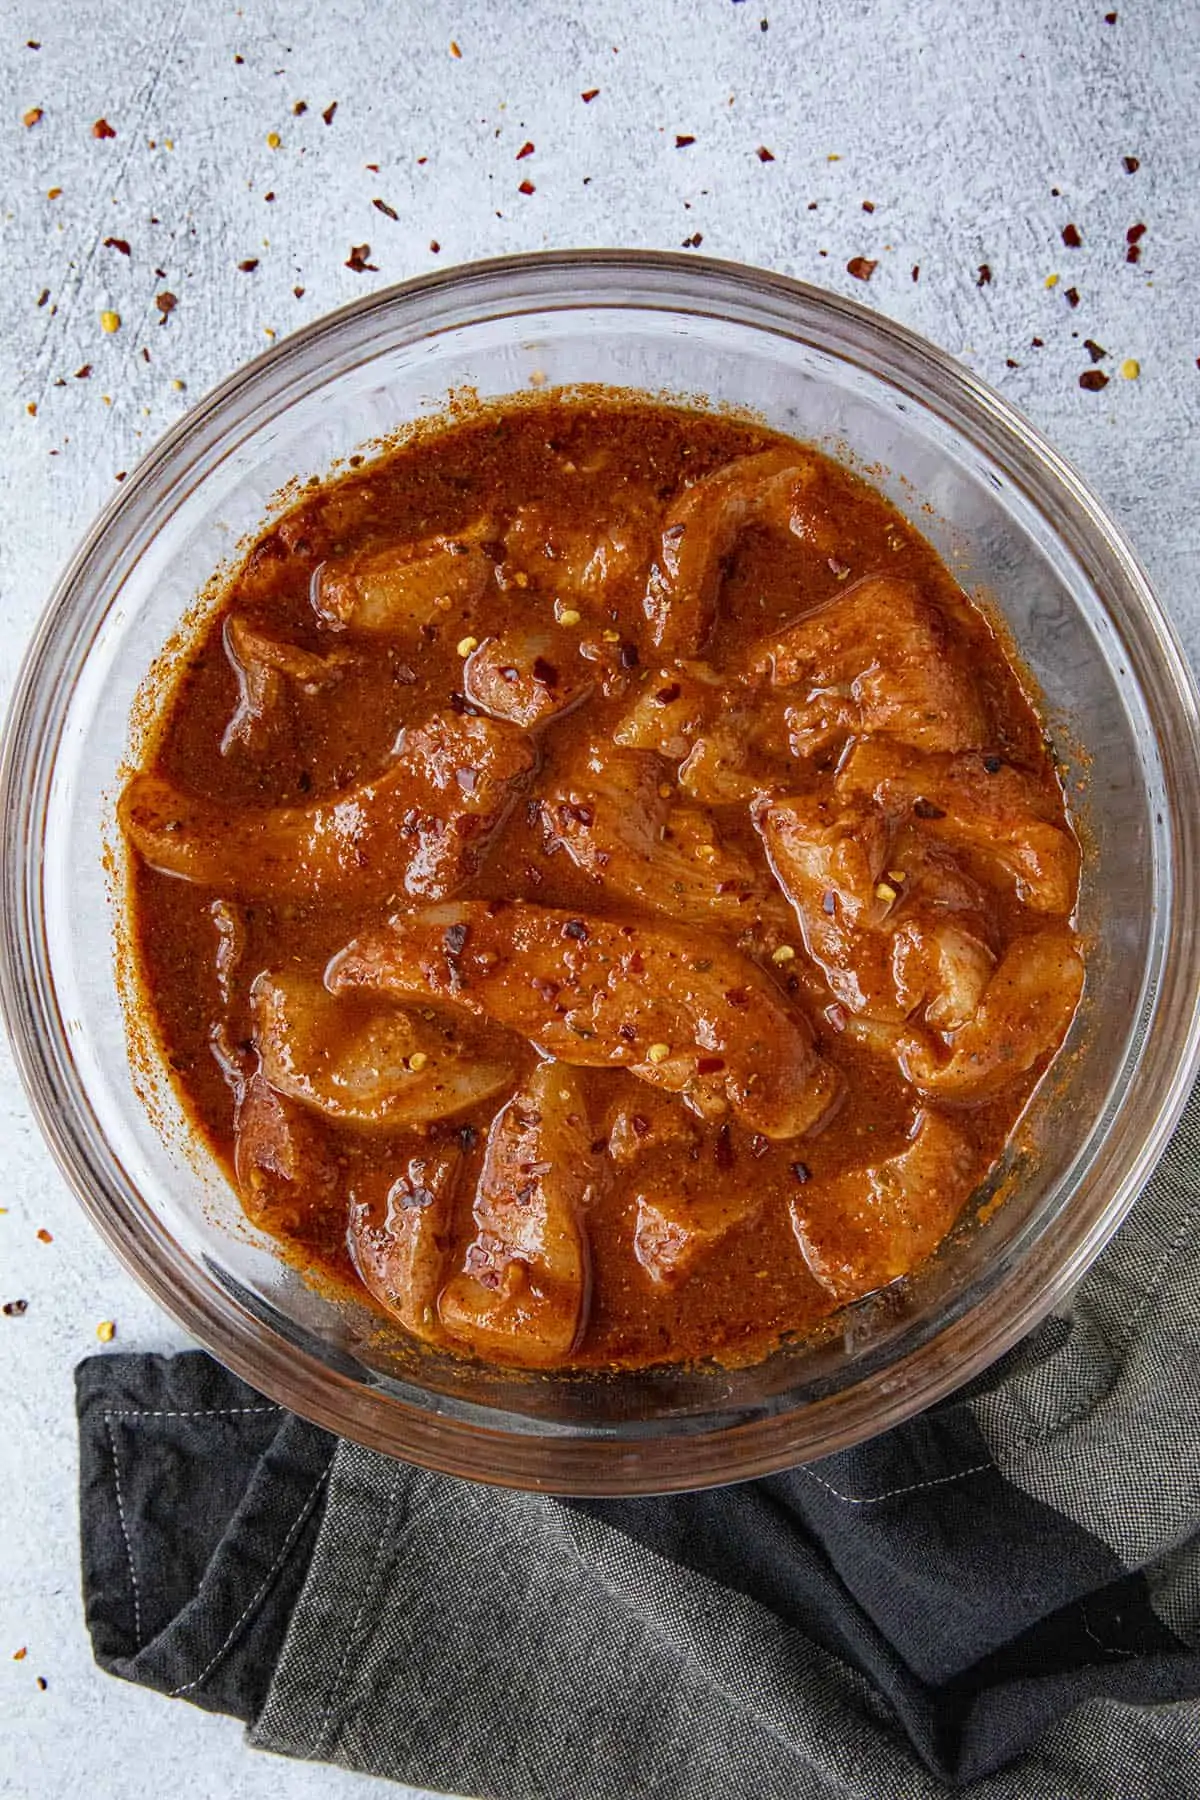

left=634, top=1182, right=762, bottom=1287
left=232, top=1069, right=340, bottom=1236
left=313, top=529, right=493, bottom=635
left=347, top=1146, right=463, bottom=1345
left=221, top=614, right=351, bottom=754
left=438, top=1064, right=594, bottom=1368
left=614, top=664, right=785, bottom=804
left=838, top=739, right=1080, bottom=915
left=502, top=502, right=654, bottom=606
left=750, top=576, right=989, bottom=756
left=790, top=1110, right=977, bottom=1302
left=900, top=926, right=1084, bottom=1100
left=606, top=1088, right=701, bottom=1165
left=328, top=901, right=842, bottom=1139
left=545, top=743, right=790, bottom=934
left=644, top=447, right=825, bottom=654
left=251, top=970, right=512, bottom=1129
left=120, top=712, right=535, bottom=902
left=463, top=629, right=595, bottom=728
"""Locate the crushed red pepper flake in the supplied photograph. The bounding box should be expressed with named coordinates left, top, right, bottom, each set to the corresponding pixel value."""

left=22, top=107, right=43, bottom=128
left=1126, top=221, right=1146, bottom=244
left=1126, top=244, right=1141, bottom=264
left=1005, top=358, right=1020, bottom=369
left=1104, top=9, right=1117, bottom=20
left=450, top=38, right=462, bottom=57
left=977, top=263, right=992, bottom=286
left=581, top=88, right=600, bottom=102
left=1061, top=222, right=1082, bottom=248
left=27, top=39, right=40, bottom=48
left=757, top=146, right=776, bottom=162
left=1123, top=154, right=1139, bottom=173
left=103, top=236, right=131, bottom=255
left=36, top=1228, right=53, bottom=1243
left=911, top=263, right=920, bottom=281
left=1065, top=286, right=1080, bottom=307
left=1031, top=336, right=1044, bottom=346
left=675, top=133, right=696, bottom=147
left=847, top=256, right=877, bottom=281
left=2, top=1300, right=29, bottom=1317
left=293, top=99, right=308, bottom=115
left=372, top=197, right=399, bottom=220
left=13, top=1648, right=27, bottom=1662
left=1079, top=369, right=1109, bottom=391
left=322, top=101, right=338, bottom=125
left=861, top=198, right=874, bottom=211
left=1083, top=338, right=1106, bottom=362
left=36, top=1677, right=47, bottom=1692
left=238, top=257, right=259, bottom=272
left=518, top=177, right=535, bottom=195
left=345, top=243, right=377, bottom=272
left=75, top=364, right=92, bottom=379
left=92, top=117, right=117, bottom=139
left=293, top=285, right=305, bottom=297
left=155, top=291, right=177, bottom=315
left=681, top=231, right=703, bottom=247
left=429, top=239, right=441, bottom=253
left=516, top=140, right=535, bottom=160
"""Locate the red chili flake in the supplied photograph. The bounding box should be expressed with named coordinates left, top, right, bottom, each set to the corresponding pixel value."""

left=293, top=100, right=308, bottom=115
left=103, top=236, right=131, bottom=255
left=581, top=88, right=600, bottom=102
left=75, top=364, right=92, bottom=379
left=27, top=39, right=40, bottom=47
left=860, top=198, right=875, bottom=212
left=1104, top=9, right=1117, bottom=19
left=725, top=987, right=750, bottom=1008
left=790, top=1161, right=812, bottom=1184
left=697, top=1056, right=726, bottom=1076
left=115, top=471, right=126, bottom=481
left=1126, top=244, right=1141, bottom=264
left=977, top=263, right=992, bottom=286
left=1083, top=338, right=1106, bottom=362
left=847, top=256, right=877, bottom=281
left=13, top=1647, right=27, bottom=1661
left=36, top=1677, right=48, bottom=1692
left=516, top=140, right=535, bottom=160
left=1079, top=369, right=1109, bottom=391
left=322, top=101, right=338, bottom=125
left=911, top=264, right=920, bottom=281
left=1065, top=286, right=1080, bottom=307
left=714, top=1123, right=735, bottom=1169
left=36, top=1228, right=53, bottom=1244
left=429, top=240, right=441, bottom=253
left=757, top=146, right=775, bottom=163
left=562, top=918, right=589, bottom=941
left=1005, top=358, right=1020, bottom=369
left=372, top=197, right=399, bottom=220
left=2, top=1300, right=28, bottom=1317
left=1122, top=154, right=1139, bottom=173
left=531, top=656, right=558, bottom=686
left=36, top=288, right=49, bottom=307
left=155, top=291, right=177, bottom=314
left=681, top=232, right=704, bottom=247
left=238, top=257, right=259, bottom=272
left=518, top=178, right=535, bottom=195
left=345, top=243, right=377, bottom=272
left=675, top=134, right=696, bottom=148
left=92, top=118, right=117, bottom=139
left=807, top=200, right=818, bottom=210
left=1061, top=222, right=1082, bottom=248
left=293, top=285, right=305, bottom=297
left=450, top=39, right=462, bottom=57
left=22, top=107, right=43, bottom=128
left=1126, top=221, right=1146, bottom=244
left=750, top=1134, right=770, bottom=1159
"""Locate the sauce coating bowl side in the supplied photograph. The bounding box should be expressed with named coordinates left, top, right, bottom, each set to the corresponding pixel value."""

left=3, top=252, right=1199, bottom=1494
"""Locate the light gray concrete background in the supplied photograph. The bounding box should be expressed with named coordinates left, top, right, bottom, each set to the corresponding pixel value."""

left=1, top=1, right=1197, bottom=1796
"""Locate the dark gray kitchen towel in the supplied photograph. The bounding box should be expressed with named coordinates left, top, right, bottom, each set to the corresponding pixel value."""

left=77, top=1078, right=1200, bottom=1798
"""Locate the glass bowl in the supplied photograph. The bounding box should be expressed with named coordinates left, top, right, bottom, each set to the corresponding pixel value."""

left=4, top=252, right=1199, bottom=1496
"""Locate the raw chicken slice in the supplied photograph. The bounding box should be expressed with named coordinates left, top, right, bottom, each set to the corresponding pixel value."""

left=501, top=502, right=654, bottom=606
left=613, top=664, right=722, bottom=760
left=899, top=926, right=1084, bottom=1100
left=544, top=742, right=790, bottom=934
left=438, top=1063, right=594, bottom=1367
left=313, top=530, right=493, bottom=634
left=231, top=1068, right=340, bottom=1236
left=251, top=970, right=512, bottom=1129
left=120, top=712, right=535, bottom=903
left=613, top=663, right=787, bottom=803
left=220, top=614, right=351, bottom=754
left=347, top=1145, right=464, bottom=1345
left=634, top=1182, right=762, bottom=1287
left=838, top=739, right=1080, bottom=915
left=643, top=447, right=825, bottom=654
left=463, top=629, right=595, bottom=728
left=606, top=1088, right=701, bottom=1165
left=790, top=1110, right=977, bottom=1302
left=750, top=576, right=989, bottom=756
left=327, top=901, right=842, bottom=1139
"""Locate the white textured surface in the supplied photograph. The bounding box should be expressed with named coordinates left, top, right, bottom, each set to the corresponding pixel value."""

left=1, top=2, right=1197, bottom=1796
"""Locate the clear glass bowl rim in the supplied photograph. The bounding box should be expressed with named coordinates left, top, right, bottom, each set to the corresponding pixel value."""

left=4, top=248, right=1200, bottom=1494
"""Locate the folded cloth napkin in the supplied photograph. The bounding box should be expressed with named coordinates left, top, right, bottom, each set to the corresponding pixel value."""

left=77, top=1081, right=1200, bottom=1799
